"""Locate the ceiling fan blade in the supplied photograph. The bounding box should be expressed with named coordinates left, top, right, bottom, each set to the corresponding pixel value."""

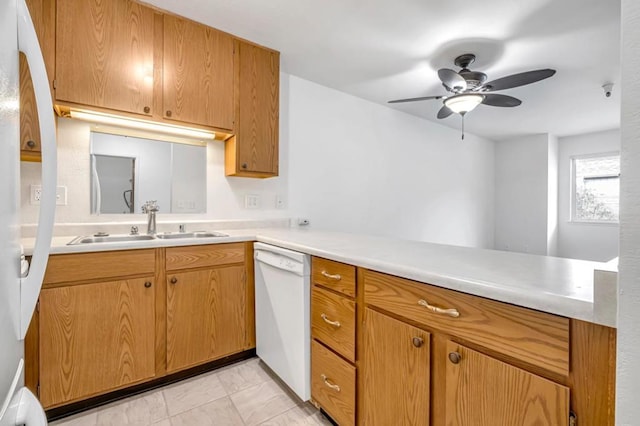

left=437, top=105, right=453, bottom=119
left=481, top=93, right=522, bottom=107
left=388, top=95, right=443, bottom=104
left=483, top=69, right=556, bottom=92
left=438, top=68, right=467, bottom=92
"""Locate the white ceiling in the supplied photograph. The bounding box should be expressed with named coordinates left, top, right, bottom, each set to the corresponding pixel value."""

left=146, top=0, right=621, bottom=141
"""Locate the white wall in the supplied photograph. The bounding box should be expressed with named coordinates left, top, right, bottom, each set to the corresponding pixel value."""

left=494, top=134, right=552, bottom=255
left=617, top=0, right=640, bottom=422
left=547, top=135, right=559, bottom=256
left=286, top=75, right=495, bottom=248
left=556, top=129, right=620, bottom=261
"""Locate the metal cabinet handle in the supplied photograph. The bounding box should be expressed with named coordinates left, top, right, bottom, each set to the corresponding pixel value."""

left=449, top=351, right=462, bottom=364
left=417, top=299, right=460, bottom=318
left=321, top=271, right=341, bottom=281
left=320, top=374, right=341, bottom=392
left=321, top=313, right=341, bottom=328
left=170, top=277, right=178, bottom=284
left=412, top=337, right=424, bottom=348
left=241, top=163, right=248, bottom=169
left=26, top=140, right=36, bottom=148
left=144, top=281, right=152, bottom=288
left=166, top=110, right=172, bottom=117
left=143, top=106, right=150, bottom=113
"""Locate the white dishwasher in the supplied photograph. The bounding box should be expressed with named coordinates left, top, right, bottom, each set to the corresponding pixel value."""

left=254, top=242, right=311, bottom=401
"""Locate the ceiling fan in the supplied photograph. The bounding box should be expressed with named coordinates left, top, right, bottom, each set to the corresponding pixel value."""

left=388, top=53, right=556, bottom=139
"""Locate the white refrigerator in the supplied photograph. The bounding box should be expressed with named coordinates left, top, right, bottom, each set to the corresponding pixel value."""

left=0, top=0, right=57, bottom=424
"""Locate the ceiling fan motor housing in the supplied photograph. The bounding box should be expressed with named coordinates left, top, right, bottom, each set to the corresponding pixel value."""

left=459, top=70, right=487, bottom=89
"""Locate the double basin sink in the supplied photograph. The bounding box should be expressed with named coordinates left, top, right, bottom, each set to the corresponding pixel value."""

left=67, top=231, right=229, bottom=245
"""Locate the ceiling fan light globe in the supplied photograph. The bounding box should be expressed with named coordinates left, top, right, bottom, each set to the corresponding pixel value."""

left=444, top=94, right=484, bottom=114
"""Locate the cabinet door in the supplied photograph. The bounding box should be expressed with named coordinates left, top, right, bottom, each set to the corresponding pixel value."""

left=56, top=0, right=155, bottom=116
left=445, top=341, right=570, bottom=425
left=166, top=265, right=246, bottom=372
left=19, top=53, right=41, bottom=161
left=362, top=308, right=430, bottom=426
left=233, top=41, right=279, bottom=175
left=163, top=15, right=234, bottom=129
left=39, top=277, right=156, bottom=408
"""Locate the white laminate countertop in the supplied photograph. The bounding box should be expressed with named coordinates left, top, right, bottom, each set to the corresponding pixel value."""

left=22, top=227, right=617, bottom=328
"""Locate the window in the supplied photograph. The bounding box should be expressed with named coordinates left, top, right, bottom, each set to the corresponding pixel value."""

left=571, top=153, right=620, bottom=223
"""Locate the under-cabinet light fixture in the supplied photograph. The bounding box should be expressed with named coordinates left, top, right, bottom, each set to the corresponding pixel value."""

left=68, top=109, right=217, bottom=141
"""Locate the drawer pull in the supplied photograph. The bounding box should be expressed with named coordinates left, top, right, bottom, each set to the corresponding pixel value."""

left=412, top=337, right=424, bottom=348
left=170, top=277, right=178, bottom=284
left=321, top=313, right=341, bottom=328
left=321, top=271, right=342, bottom=281
left=418, top=299, right=460, bottom=318
left=320, top=374, right=341, bottom=392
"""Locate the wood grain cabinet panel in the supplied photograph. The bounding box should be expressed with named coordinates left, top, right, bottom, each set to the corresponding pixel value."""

left=361, top=308, right=430, bottom=426
left=311, top=286, right=356, bottom=362
left=363, top=269, right=570, bottom=376
left=20, top=0, right=55, bottom=163
left=445, top=340, right=570, bottom=426
left=166, top=265, right=246, bottom=372
left=311, top=341, right=356, bottom=426
left=226, top=40, right=279, bottom=177
left=163, top=15, right=234, bottom=129
left=39, top=277, right=156, bottom=408
left=312, top=258, right=356, bottom=297
left=55, top=0, right=155, bottom=116
left=165, top=243, right=245, bottom=271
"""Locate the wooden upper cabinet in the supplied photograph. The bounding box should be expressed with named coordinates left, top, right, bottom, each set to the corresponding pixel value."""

left=163, top=15, right=234, bottom=130
left=445, top=340, right=570, bottom=425
left=55, top=0, right=155, bottom=116
left=226, top=40, right=279, bottom=177
left=39, top=277, right=156, bottom=408
left=20, top=0, right=55, bottom=162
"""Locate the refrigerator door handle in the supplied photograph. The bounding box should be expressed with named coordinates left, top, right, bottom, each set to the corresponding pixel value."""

left=16, top=0, right=57, bottom=339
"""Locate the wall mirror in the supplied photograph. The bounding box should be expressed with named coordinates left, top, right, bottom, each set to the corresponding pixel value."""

left=90, top=131, right=207, bottom=214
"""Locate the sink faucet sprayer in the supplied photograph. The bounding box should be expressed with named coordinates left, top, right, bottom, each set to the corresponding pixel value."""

left=142, top=201, right=159, bottom=235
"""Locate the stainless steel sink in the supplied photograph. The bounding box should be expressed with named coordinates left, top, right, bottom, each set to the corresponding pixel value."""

left=155, top=231, right=228, bottom=239
left=67, top=234, right=156, bottom=245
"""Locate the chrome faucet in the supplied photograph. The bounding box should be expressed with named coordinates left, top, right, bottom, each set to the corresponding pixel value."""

left=141, top=201, right=159, bottom=235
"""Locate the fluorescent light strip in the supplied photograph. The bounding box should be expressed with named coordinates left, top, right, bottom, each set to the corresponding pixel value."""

left=69, top=109, right=216, bottom=140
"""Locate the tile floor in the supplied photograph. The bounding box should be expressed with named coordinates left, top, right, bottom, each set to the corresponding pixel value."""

left=50, top=358, right=332, bottom=426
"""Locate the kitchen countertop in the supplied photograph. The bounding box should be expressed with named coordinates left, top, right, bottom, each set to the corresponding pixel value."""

left=22, top=227, right=617, bottom=328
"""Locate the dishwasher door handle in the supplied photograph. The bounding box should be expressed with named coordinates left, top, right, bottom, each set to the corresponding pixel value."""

left=255, top=249, right=306, bottom=276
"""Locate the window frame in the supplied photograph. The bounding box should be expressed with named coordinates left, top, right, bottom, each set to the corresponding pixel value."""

left=569, top=151, right=620, bottom=225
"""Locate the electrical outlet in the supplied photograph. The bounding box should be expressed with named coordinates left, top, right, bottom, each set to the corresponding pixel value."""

left=30, top=184, right=42, bottom=205
left=245, top=194, right=260, bottom=209
left=30, top=185, right=68, bottom=205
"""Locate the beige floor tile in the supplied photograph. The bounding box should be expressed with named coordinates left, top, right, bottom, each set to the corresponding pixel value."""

left=168, top=397, right=244, bottom=426
left=150, top=420, right=171, bottom=426
left=258, top=403, right=332, bottom=425
left=95, top=389, right=168, bottom=425
left=49, top=409, right=98, bottom=426
left=218, top=358, right=271, bottom=394
left=230, top=380, right=298, bottom=426
left=261, top=403, right=334, bottom=425
left=162, top=371, right=227, bottom=416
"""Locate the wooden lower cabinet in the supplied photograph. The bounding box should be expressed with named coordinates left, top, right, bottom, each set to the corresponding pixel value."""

left=361, top=308, right=430, bottom=426
left=445, top=341, right=569, bottom=425
left=28, top=243, right=254, bottom=410
left=39, top=277, right=156, bottom=407
left=166, top=265, right=246, bottom=372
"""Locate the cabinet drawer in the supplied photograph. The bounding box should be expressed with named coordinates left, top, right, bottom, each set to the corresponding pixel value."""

left=363, top=270, right=570, bottom=376
left=43, top=249, right=155, bottom=285
left=312, top=286, right=356, bottom=362
left=312, top=258, right=356, bottom=297
left=311, top=341, right=356, bottom=426
left=166, top=243, right=245, bottom=271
